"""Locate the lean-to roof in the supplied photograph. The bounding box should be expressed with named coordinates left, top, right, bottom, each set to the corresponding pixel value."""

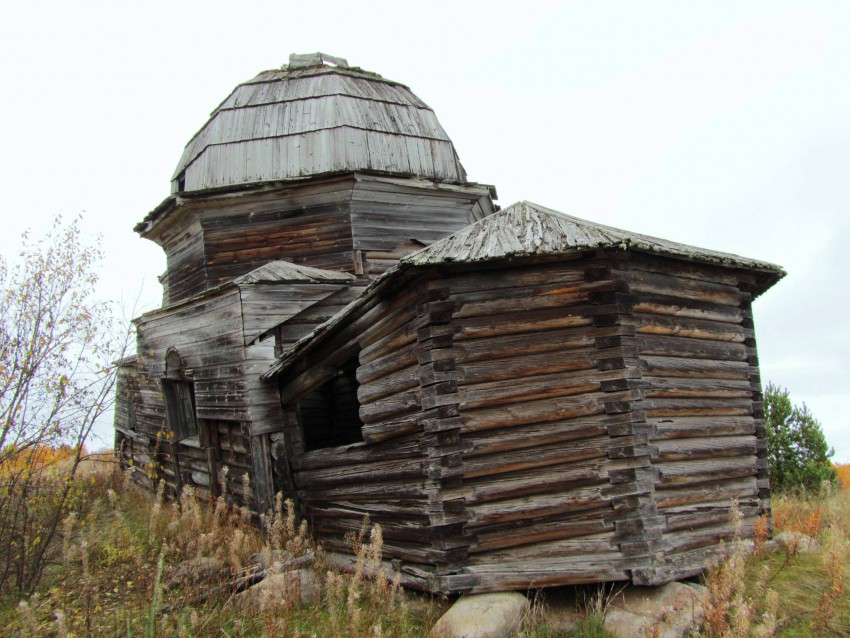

left=136, top=260, right=354, bottom=323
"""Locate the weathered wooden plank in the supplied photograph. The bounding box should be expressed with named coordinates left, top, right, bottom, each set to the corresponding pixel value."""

left=462, top=461, right=608, bottom=502
left=650, top=416, right=755, bottom=439
left=461, top=391, right=637, bottom=433
left=295, top=456, right=426, bottom=488
left=617, top=268, right=745, bottom=306
left=466, top=486, right=608, bottom=526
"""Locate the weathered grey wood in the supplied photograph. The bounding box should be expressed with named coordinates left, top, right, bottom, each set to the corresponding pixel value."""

left=171, top=62, right=468, bottom=193
left=118, top=64, right=785, bottom=596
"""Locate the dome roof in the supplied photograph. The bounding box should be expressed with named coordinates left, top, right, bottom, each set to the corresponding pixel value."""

left=172, top=53, right=468, bottom=193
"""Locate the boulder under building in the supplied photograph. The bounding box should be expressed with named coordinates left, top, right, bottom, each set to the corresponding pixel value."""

left=115, top=52, right=784, bottom=594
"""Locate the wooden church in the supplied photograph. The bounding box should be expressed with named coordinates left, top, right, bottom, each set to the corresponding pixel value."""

left=115, top=53, right=785, bottom=594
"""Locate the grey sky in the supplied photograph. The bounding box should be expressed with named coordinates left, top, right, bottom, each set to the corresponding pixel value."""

left=1, top=1, right=847, bottom=458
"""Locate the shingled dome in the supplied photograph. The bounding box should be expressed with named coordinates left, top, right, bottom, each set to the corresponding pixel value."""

left=171, top=52, right=468, bottom=193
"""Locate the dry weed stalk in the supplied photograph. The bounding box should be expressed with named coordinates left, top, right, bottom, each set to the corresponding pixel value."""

left=148, top=479, right=168, bottom=543
left=263, top=493, right=312, bottom=561
left=814, top=527, right=847, bottom=635
left=16, top=600, right=39, bottom=638
left=697, top=502, right=780, bottom=638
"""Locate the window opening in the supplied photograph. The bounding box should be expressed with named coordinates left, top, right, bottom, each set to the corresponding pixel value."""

left=299, top=358, right=364, bottom=451
left=162, top=349, right=198, bottom=441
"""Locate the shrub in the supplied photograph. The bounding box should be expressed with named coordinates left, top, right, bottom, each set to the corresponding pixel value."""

left=0, top=216, right=127, bottom=596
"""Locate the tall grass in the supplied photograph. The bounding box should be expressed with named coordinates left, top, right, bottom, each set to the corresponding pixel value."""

left=2, top=460, right=441, bottom=637
left=5, top=455, right=850, bottom=637
left=693, top=488, right=850, bottom=637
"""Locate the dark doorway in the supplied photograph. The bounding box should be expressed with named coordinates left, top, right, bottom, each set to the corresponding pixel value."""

left=299, top=359, right=364, bottom=451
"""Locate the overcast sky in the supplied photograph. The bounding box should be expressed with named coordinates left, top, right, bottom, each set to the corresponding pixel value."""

left=1, top=1, right=847, bottom=458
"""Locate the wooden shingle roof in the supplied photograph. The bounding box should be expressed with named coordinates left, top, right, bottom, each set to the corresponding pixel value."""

left=171, top=53, right=467, bottom=193
left=407, top=201, right=786, bottom=277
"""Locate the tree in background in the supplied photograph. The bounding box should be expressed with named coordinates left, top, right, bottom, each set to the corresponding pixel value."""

left=764, top=382, right=837, bottom=493
left=0, top=216, right=126, bottom=596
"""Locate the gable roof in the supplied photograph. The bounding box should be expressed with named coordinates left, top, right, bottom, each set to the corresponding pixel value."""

left=263, top=201, right=785, bottom=380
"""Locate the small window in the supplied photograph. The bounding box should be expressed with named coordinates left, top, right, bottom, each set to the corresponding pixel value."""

left=299, top=359, right=364, bottom=451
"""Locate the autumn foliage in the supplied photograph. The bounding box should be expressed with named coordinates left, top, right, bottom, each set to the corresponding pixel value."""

left=0, top=216, right=126, bottom=597
left=0, top=444, right=85, bottom=477
left=834, top=464, right=850, bottom=491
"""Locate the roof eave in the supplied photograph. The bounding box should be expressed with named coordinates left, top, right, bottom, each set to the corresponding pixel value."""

left=262, top=242, right=785, bottom=381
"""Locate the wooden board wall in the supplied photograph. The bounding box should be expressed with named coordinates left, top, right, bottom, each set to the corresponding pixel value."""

left=135, top=288, right=249, bottom=423
left=117, top=288, right=254, bottom=503
left=158, top=212, right=206, bottom=305
left=350, top=177, right=494, bottom=276
left=118, top=278, right=349, bottom=513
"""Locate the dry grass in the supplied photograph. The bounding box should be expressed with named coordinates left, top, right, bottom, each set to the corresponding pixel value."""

left=5, top=457, right=850, bottom=637
left=693, top=487, right=850, bottom=638
left=1, top=461, right=441, bottom=637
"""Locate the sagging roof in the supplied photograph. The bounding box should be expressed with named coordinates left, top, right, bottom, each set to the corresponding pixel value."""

left=232, top=260, right=355, bottom=285
left=136, top=260, right=355, bottom=323
left=171, top=52, right=467, bottom=194
left=262, top=201, right=785, bottom=380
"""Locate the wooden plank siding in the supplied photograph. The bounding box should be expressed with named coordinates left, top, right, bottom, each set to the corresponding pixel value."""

left=350, top=176, right=496, bottom=274
left=117, top=272, right=354, bottom=515
left=157, top=212, right=206, bottom=304
left=138, top=174, right=495, bottom=305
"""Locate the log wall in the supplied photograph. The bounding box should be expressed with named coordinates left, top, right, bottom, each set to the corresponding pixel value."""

left=276, top=252, right=768, bottom=593
left=427, top=258, right=652, bottom=592
left=279, top=279, right=443, bottom=586
left=616, top=253, right=765, bottom=584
